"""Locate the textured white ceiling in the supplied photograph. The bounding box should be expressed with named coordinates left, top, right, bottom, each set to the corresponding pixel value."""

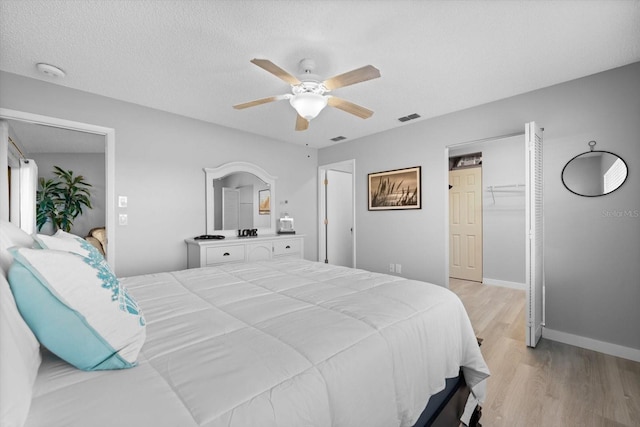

left=1, top=1, right=639, bottom=149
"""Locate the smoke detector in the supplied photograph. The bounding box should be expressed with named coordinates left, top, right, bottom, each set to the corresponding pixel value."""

left=36, top=63, right=66, bottom=78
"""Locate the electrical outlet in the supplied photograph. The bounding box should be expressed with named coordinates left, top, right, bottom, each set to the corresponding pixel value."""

left=389, top=263, right=395, bottom=273
left=118, top=213, right=128, bottom=226
left=396, top=264, right=402, bottom=274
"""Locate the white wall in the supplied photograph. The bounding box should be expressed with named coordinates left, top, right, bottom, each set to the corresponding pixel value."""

left=450, top=135, right=525, bottom=286
left=319, top=62, right=640, bottom=353
left=0, top=71, right=318, bottom=277
left=30, top=153, right=106, bottom=237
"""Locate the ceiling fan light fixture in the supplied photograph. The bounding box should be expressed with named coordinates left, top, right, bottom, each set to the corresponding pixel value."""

left=289, top=93, right=328, bottom=120
left=235, top=58, right=380, bottom=130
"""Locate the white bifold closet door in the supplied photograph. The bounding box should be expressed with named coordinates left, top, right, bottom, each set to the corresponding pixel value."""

left=16, top=159, right=38, bottom=234
left=525, top=121, right=544, bottom=348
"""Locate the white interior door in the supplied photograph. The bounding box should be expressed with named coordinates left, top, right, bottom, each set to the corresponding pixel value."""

left=326, top=170, right=353, bottom=267
left=449, top=167, right=483, bottom=282
left=525, top=121, right=544, bottom=347
left=0, top=121, right=9, bottom=221
left=318, top=160, right=356, bottom=267
left=238, top=185, right=253, bottom=229
left=222, top=187, right=239, bottom=230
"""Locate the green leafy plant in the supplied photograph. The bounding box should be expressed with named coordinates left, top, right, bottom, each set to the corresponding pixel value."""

left=36, top=166, right=93, bottom=232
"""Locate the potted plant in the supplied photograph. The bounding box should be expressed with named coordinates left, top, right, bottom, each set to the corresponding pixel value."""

left=36, top=166, right=93, bottom=233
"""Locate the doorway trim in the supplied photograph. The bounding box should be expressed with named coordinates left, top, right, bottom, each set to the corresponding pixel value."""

left=318, top=159, right=356, bottom=267
left=0, top=108, right=116, bottom=271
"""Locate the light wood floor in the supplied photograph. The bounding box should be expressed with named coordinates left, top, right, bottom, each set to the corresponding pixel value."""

left=449, top=278, right=640, bottom=427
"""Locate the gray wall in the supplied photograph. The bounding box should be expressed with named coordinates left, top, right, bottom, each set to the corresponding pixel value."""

left=3, top=61, right=638, bottom=352
left=30, top=153, right=106, bottom=238
left=319, top=62, right=640, bottom=351
left=0, top=71, right=318, bottom=277
left=450, top=135, right=525, bottom=285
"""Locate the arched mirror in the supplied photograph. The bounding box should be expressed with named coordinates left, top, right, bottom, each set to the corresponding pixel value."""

left=561, top=141, right=628, bottom=197
left=204, top=162, right=277, bottom=236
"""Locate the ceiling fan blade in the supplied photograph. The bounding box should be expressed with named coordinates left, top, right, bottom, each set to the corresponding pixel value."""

left=327, top=96, right=374, bottom=119
left=295, top=114, right=309, bottom=131
left=323, top=65, right=381, bottom=91
left=233, top=95, right=287, bottom=110
left=251, top=59, right=301, bottom=86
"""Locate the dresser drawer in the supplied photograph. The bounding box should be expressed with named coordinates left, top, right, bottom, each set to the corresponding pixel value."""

left=206, top=245, right=245, bottom=265
left=273, top=238, right=301, bottom=256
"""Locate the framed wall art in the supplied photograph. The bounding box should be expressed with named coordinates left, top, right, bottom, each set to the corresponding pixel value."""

left=258, top=189, right=271, bottom=215
left=368, top=166, right=421, bottom=210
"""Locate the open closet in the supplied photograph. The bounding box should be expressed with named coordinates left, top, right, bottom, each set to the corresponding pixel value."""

left=448, top=134, right=526, bottom=289
left=446, top=122, right=544, bottom=348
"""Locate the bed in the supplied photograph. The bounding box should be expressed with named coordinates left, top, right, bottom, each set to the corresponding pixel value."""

left=1, top=221, right=489, bottom=427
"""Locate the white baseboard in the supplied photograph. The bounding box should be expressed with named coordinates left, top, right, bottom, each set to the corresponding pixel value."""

left=543, top=328, right=640, bottom=363
left=482, top=277, right=525, bottom=290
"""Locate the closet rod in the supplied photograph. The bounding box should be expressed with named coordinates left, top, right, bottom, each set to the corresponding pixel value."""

left=487, top=183, right=525, bottom=190
left=486, top=184, right=525, bottom=205
left=8, top=136, right=26, bottom=159
left=448, top=131, right=525, bottom=149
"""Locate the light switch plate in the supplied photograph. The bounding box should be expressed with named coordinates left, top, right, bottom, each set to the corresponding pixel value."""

left=118, top=196, right=128, bottom=208
left=118, top=214, right=128, bottom=226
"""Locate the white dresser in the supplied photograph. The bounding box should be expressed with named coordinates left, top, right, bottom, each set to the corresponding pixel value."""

left=185, top=235, right=304, bottom=268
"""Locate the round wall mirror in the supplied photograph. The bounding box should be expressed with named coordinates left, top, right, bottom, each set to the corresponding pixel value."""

left=562, top=142, right=628, bottom=197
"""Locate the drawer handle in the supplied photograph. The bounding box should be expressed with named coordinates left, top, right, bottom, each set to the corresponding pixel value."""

left=285, top=245, right=291, bottom=249
left=223, top=252, right=230, bottom=256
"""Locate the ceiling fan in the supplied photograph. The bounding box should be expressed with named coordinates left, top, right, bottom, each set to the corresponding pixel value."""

left=233, top=58, right=381, bottom=131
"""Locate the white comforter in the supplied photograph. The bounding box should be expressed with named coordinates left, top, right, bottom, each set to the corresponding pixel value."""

left=25, top=259, right=489, bottom=427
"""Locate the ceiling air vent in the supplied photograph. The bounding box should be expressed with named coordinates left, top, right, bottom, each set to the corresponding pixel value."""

left=330, top=136, right=347, bottom=142
left=398, top=113, right=421, bottom=123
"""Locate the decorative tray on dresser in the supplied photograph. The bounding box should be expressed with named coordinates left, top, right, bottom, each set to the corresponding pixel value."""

left=185, top=234, right=304, bottom=268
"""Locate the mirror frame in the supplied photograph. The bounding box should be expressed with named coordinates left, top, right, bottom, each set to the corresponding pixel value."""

left=204, top=161, right=277, bottom=236
left=561, top=150, right=628, bottom=197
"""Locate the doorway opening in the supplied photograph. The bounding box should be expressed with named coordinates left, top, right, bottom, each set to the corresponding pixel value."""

left=444, top=123, right=544, bottom=348
left=318, top=160, right=356, bottom=268
left=0, top=108, right=116, bottom=269
left=447, top=133, right=526, bottom=288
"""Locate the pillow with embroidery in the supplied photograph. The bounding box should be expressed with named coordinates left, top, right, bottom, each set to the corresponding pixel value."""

left=1, top=218, right=37, bottom=276
left=34, top=230, right=101, bottom=259
left=7, top=247, right=145, bottom=371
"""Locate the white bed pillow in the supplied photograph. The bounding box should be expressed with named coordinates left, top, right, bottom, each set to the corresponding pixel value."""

left=8, top=247, right=146, bottom=371
left=0, top=273, right=41, bottom=427
left=0, top=219, right=36, bottom=277
left=34, top=229, right=99, bottom=259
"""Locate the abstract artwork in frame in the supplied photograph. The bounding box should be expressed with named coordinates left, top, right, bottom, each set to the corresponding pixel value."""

left=368, top=166, right=421, bottom=210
